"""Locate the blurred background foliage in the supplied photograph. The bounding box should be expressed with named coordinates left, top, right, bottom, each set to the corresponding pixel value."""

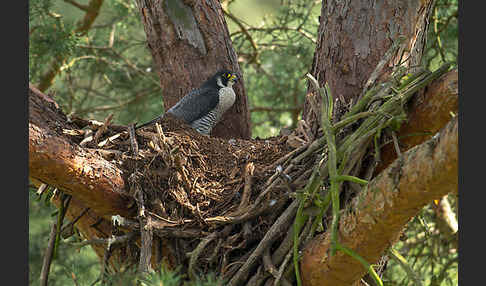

left=29, top=0, right=458, bottom=285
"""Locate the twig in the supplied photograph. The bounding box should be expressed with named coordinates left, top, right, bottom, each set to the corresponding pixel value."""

left=63, top=0, right=92, bottom=12
left=139, top=217, right=153, bottom=273
left=223, top=9, right=259, bottom=63
left=128, top=123, right=139, bottom=156
left=54, top=194, right=71, bottom=259
left=188, top=232, right=218, bottom=279
left=36, top=183, right=48, bottom=196
left=388, top=248, right=423, bottom=286
left=238, top=162, right=255, bottom=211
left=361, top=36, right=406, bottom=96
left=61, top=207, right=90, bottom=238
left=228, top=200, right=300, bottom=286
left=306, top=73, right=341, bottom=256
left=40, top=222, right=58, bottom=286
left=69, top=232, right=136, bottom=248
left=263, top=248, right=279, bottom=279
left=93, top=113, right=113, bottom=143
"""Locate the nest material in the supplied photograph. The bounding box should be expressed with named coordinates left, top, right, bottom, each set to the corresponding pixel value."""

left=65, top=62, right=451, bottom=284
left=71, top=113, right=310, bottom=282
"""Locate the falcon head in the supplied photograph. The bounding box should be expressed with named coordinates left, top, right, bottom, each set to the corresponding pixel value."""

left=213, top=69, right=239, bottom=88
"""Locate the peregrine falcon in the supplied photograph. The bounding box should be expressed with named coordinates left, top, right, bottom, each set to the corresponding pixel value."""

left=136, top=69, right=239, bottom=135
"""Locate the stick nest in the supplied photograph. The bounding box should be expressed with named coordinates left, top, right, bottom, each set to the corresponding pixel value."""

left=70, top=113, right=310, bottom=282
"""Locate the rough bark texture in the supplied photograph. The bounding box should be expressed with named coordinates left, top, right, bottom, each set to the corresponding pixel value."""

left=375, top=69, right=458, bottom=174
left=28, top=63, right=457, bottom=284
left=29, top=85, right=134, bottom=217
left=136, top=0, right=251, bottom=139
left=301, top=116, right=458, bottom=286
left=304, top=0, right=434, bottom=125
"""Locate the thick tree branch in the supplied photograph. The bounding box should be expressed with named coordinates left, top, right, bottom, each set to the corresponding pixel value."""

left=29, top=85, right=133, bottom=217
left=301, top=116, right=458, bottom=286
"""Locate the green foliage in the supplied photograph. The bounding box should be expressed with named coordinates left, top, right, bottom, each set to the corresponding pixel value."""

left=29, top=0, right=80, bottom=82
left=227, top=0, right=320, bottom=137
left=28, top=0, right=458, bottom=284
left=29, top=189, right=100, bottom=286
left=424, top=0, right=458, bottom=70
left=29, top=0, right=161, bottom=125
left=383, top=196, right=458, bottom=286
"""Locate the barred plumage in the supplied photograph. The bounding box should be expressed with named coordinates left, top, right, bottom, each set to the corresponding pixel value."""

left=135, top=69, right=238, bottom=135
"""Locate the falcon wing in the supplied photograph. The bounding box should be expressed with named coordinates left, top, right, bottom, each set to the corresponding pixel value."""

left=166, top=86, right=219, bottom=124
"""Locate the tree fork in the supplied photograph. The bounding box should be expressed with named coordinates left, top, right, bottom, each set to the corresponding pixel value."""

left=375, top=68, right=458, bottom=174
left=304, top=0, right=434, bottom=130
left=300, top=116, right=458, bottom=286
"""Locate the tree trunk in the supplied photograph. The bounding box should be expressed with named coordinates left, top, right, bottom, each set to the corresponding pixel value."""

left=300, top=117, right=458, bottom=286
left=29, top=1, right=460, bottom=284
left=135, top=0, right=251, bottom=139
left=303, top=0, right=434, bottom=129
left=298, top=0, right=443, bottom=285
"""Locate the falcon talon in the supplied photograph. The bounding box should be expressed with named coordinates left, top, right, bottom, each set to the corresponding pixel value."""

left=135, top=69, right=239, bottom=136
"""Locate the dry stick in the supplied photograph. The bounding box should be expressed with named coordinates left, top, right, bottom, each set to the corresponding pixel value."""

left=268, top=142, right=310, bottom=172
left=238, top=162, right=255, bottom=211
left=271, top=223, right=296, bottom=266
left=207, top=238, right=223, bottom=265
left=128, top=123, right=139, bottom=156
left=263, top=248, right=279, bottom=279
left=391, top=131, right=402, bottom=157
left=135, top=178, right=153, bottom=273
left=188, top=232, right=218, bottom=280
left=228, top=199, right=300, bottom=286
left=61, top=207, right=90, bottom=238
left=54, top=194, right=71, bottom=259
left=93, top=113, right=113, bottom=143
left=100, top=243, right=113, bottom=283
left=276, top=217, right=313, bottom=286
left=388, top=248, right=423, bottom=286
left=139, top=217, right=153, bottom=273
left=69, top=232, right=136, bottom=248
left=204, top=199, right=278, bottom=225
left=222, top=246, right=257, bottom=281
left=361, top=36, right=406, bottom=97
left=246, top=266, right=266, bottom=286
left=37, top=183, right=48, bottom=196
left=40, top=222, right=57, bottom=286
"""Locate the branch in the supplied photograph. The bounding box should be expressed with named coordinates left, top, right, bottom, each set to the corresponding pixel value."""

left=37, top=0, right=104, bottom=92
left=64, top=0, right=92, bottom=12
left=40, top=221, right=58, bottom=286
left=301, top=116, right=458, bottom=286
left=375, top=69, right=458, bottom=174
left=29, top=85, right=133, bottom=217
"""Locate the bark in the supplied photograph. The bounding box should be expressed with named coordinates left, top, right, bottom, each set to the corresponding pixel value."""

left=29, top=85, right=134, bottom=217
left=375, top=68, right=458, bottom=174
left=301, top=116, right=458, bottom=286
left=433, top=195, right=458, bottom=249
left=135, top=0, right=251, bottom=139
left=304, top=0, right=434, bottom=126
